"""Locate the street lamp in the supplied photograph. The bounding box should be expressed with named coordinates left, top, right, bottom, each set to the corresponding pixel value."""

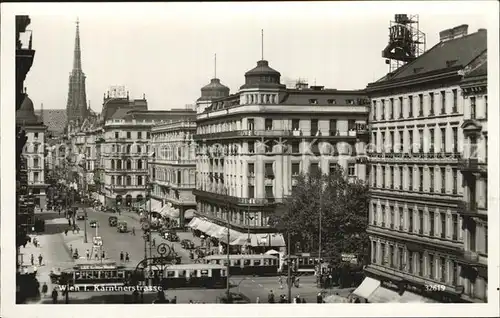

left=246, top=214, right=254, bottom=255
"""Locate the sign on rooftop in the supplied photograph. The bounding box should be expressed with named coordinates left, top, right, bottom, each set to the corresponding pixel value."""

left=108, top=86, right=127, bottom=99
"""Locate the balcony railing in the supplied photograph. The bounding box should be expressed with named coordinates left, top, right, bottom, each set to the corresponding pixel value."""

left=458, top=158, right=486, bottom=172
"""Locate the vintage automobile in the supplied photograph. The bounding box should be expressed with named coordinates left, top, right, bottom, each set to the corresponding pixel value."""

left=163, top=231, right=179, bottom=242
left=108, top=216, right=118, bottom=227
left=180, top=239, right=195, bottom=250
left=89, top=220, right=98, bottom=228
left=117, top=221, right=128, bottom=233
left=76, top=213, right=86, bottom=220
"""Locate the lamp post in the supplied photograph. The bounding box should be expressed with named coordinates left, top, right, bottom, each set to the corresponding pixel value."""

left=246, top=214, right=254, bottom=255
left=287, top=230, right=292, bottom=303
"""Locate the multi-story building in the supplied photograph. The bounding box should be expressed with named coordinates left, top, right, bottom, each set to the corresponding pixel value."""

left=361, top=25, right=487, bottom=302
left=192, top=59, right=370, bottom=253
left=16, top=94, right=48, bottom=208
left=457, top=49, right=488, bottom=302
left=150, top=112, right=197, bottom=226
left=101, top=94, right=194, bottom=208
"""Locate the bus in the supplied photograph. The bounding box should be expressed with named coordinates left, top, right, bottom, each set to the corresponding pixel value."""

left=202, top=254, right=279, bottom=276
left=60, top=260, right=130, bottom=291
left=134, top=264, right=227, bottom=289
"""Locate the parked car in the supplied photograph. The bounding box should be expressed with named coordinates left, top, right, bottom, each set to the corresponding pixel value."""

left=76, top=213, right=86, bottom=220
left=106, top=207, right=116, bottom=213
left=117, top=221, right=128, bottom=233
left=163, top=231, right=179, bottom=242
left=108, top=216, right=118, bottom=227
left=180, top=239, right=195, bottom=249
left=217, top=292, right=251, bottom=304
left=89, top=220, right=98, bottom=228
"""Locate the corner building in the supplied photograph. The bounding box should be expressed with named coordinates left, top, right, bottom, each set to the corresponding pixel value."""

left=360, top=26, right=487, bottom=302
left=192, top=59, right=370, bottom=252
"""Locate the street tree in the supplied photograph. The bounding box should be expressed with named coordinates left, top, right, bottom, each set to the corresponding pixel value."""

left=269, top=163, right=370, bottom=268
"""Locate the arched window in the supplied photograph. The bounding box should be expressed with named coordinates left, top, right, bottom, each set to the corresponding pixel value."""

left=137, top=176, right=143, bottom=186
left=137, top=145, right=142, bottom=154
left=137, top=160, right=143, bottom=170
left=122, top=145, right=127, bottom=154
left=126, top=160, right=132, bottom=170
left=111, top=159, right=115, bottom=170
left=126, top=145, right=131, bottom=154
left=126, top=176, right=132, bottom=186
left=111, top=145, right=116, bottom=153
left=111, top=176, right=115, bottom=185
left=117, top=160, right=122, bottom=170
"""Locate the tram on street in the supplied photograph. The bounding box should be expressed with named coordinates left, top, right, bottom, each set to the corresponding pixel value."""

left=202, top=254, right=279, bottom=276
left=137, top=264, right=227, bottom=289
left=61, top=260, right=130, bottom=291
left=280, top=254, right=324, bottom=275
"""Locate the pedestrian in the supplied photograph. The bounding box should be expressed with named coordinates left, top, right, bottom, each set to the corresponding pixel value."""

left=188, top=300, right=193, bottom=304
left=31, top=254, right=34, bottom=266
left=125, top=252, right=130, bottom=262
left=296, top=295, right=301, bottom=303
left=295, top=277, right=300, bottom=288
left=132, top=227, right=135, bottom=236
left=120, top=251, right=124, bottom=262
left=51, top=287, right=58, bottom=304
left=74, top=248, right=79, bottom=259
left=94, top=252, right=99, bottom=259
left=256, top=296, right=260, bottom=303
left=316, top=292, right=323, bottom=304
left=86, top=249, right=90, bottom=260
left=267, top=290, right=275, bottom=303
left=301, top=298, right=306, bottom=303
left=69, top=245, right=73, bottom=256
left=171, top=296, right=177, bottom=304
left=278, top=276, right=283, bottom=289
left=152, top=238, right=156, bottom=247
left=77, top=226, right=80, bottom=234
left=33, top=265, right=38, bottom=276
left=38, top=254, right=43, bottom=266
left=102, top=250, right=105, bottom=260
left=64, top=229, right=68, bottom=236
left=41, top=282, right=48, bottom=297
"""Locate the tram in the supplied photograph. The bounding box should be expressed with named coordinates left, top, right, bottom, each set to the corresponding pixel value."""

left=202, top=254, right=279, bottom=276
left=60, top=260, right=130, bottom=291
left=280, top=254, right=322, bottom=275
left=137, top=264, right=227, bottom=289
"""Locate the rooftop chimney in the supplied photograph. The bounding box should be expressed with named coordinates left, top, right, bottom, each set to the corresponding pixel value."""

left=439, top=24, right=468, bottom=42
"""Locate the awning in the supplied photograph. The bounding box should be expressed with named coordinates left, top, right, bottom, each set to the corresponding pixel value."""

left=352, top=277, right=381, bottom=299
left=230, top=235, right=248, bottom=246
left=205, top=223, right=223, bottom=237
left=215, top=228, right=245, bottom=244
left=150, top=200, right=162, bottom=212
left=398, top=291, right=437, bottom=303
left=367, top=286, right=401, bottom=303
left=196, top=219, right=212, bottom=233
left=184, top=209, right=196, bottom=219
left=187, top=217, right=200, bottom=229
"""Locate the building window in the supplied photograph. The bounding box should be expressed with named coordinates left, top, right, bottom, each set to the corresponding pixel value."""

left=372, top=241, right=377, bottom=263
left=34, top=132, right=39, bottom=139
left=348, top=163, right=355, bottom=177
left=441, top=128, right=446, bottom=152
left=248, top=185, right=255, bottom=198
left=430, top=168, right=434, bottom=192
left=311, top=119, right=318, bottom=135
left=248, top=163, right=254, bottom=175
left=418, top=129, right=424, bottom=153
left=115, top=132, right=119, bottom=139
left=485, top=95, right=488, bottom=118
left=137, top=176, right=143, bottom=186
left=147, top=132, right=150, bottom=139
left=399, top=97, right=403, bottom=119
left=452, top=89, right=458, bottom=113
left=418, top=210, right=424, bottom=235
left=381, top=243, right=386, bottom=264
left=248, top=142, right=254, bottom=153
left=429, top=254, right=435, bottom=279
left=329, top=120, right=337, bottom=135
left=127, top=132, right=131, bottom=138
left=398, top=247, right=404, bottom=270
left=452, top=214, right=458, bottom=240
left=381, top=166, right=385, bottom=188
left=441, top=168, right=446, bottom=193
left=440, top=91, right=446, bottom=114
left=390, top=206, right=395, bottom=229
left=291, top=141, right=299, bottom=154
left=409, top=211, right=413, bottom=233
left=389, top=131, right=394, bottom=152
left=390, top=98, right=394, bottom=119
left=265, top=118, right=273, bottom=130
left=247, top=119, right=255, bottom=130
left=452, top=261, right=458, bottom=285
left=33, top=158, right=39, bottom=168
left=310, top=162, right=320, bottom=175
left=126, top=176, right=131, bottom=186
left=137, top=131, right=142, bottom=139
left=418, top=252, right=424, bottom=276
left=381, top=100, right=385, bottom=120
left=429, top=128, right=435, bottom=152
left=452, top=127, right=458, bottom=153
left=429, top=92, right=435, bottom=115
left=452, top=168, right=458, bottom=194
left=399, top=166, right=404, bottom=189
left=388, top=166, right=393, bottom=189
left=429, top=211, right=435, bottom=236
left=408, top=252, right=413, bottom=273
left=372, top=204, right=377, bottom=225
left=408, top=96, right=413, bottom=117
left=34, top=172, right=39, bottom=183
left=399, top=132, right=404, bottom=153
left=265, top=185, right=274, bottom=199
left=440, top=257, right=446, bottom=282
left=292, top=119, right=300, bottom=130
left=418, top=94, right=424, bottom=116
left=409, top=168, right=413, bottom=191
left=418, top=167, right=423, bottom=191
left=381, top=205, right=386, bottom=227
left=265, top=163, right=274, bottom=179
left=292, top=163, right=300, bottom=176
left=409, top=132, right=413, bottom=153
left=440, top=212, right=446, bottom=238
left=348, top=120, right=356, bottom=131
left=399, top=207, right=404, bottom=230
left=388, top=245, right=394, bottom=267
left=372, top=165, right=377, bottom=187
left=137, top=160, right=143, bottom=170
left=470, top=96, right=476, bottom=119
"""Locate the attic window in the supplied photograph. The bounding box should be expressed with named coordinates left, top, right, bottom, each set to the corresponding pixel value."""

left=446, top=60, right=458, bottom=67
left=309, top=99, right=318, bottom=104
left=346, top=99, right=354, bottom=105
left=327, top=99, right=337, bottom=105
left=413, top=67, right=424, bottom=74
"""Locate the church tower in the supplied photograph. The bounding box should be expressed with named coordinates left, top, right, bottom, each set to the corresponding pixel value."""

left=66, top=18, right=88, bottom=125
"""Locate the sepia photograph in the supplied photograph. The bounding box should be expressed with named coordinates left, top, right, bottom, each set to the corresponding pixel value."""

left=1, top=1, right=499, bottom=317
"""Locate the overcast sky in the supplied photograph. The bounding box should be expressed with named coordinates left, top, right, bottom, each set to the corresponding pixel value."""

left=16, top=2, right=491, bottom=112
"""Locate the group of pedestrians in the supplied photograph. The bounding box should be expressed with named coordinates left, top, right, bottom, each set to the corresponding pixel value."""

left=119, top=251, right=131, bottom=262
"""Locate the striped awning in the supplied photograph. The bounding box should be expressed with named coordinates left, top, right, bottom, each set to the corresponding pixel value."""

left=352, top=277, right=381, bottom=299
left=231, top=233, right=285, bottom=247
left=184, top=209, right=196, bottom=219
left=187, top=217, right=201, bottom=229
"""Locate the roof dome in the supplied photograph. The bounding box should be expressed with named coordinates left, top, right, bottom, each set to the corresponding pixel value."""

left=198, top=78, right=230, bottom=101
left=16, top=94, right=40, bottom=125
left=240, top=60, right=285, bottom=90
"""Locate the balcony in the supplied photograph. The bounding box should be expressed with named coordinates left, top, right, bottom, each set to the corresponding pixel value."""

left=457, top=200, right=479, bottom=217
left=458, top=158, right=486, bottom=174
left=170, top=183, right=196, bottom=189
left=193, top=188, right=285, bottom=206
left=193, top=129, right=293, bottom=140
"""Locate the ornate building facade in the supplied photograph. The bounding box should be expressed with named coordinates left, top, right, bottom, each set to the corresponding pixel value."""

left=361, top=26, right=487, bottom=303
left=150, top=114, right=197, bottom=226
left=192, top=59, right=370, bottom=252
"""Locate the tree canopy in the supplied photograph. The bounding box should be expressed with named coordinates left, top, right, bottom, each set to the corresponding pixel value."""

left=269, top=164, right=370, bottom=267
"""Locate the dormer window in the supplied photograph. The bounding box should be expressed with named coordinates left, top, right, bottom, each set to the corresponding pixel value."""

left=309, top=99, right=318, bottom=104
left=327, top=99, right=336, bottom=105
